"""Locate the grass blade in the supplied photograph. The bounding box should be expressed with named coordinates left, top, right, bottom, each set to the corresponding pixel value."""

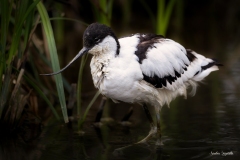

left=7, top=0, right=41, bottom=65
left=156, top=0, right=176, bottom=35
left=24, top=73, right=60, bottom=120
left=78, top=91, right=101, bottom=130
left=164, top=0, right=176, bottom=33
left=157, top=0, right=165, bottom=35
left=36, top=1, right=68, bottom=123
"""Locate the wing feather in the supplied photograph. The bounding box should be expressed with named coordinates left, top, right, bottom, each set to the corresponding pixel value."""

left=140, top=39, right=192, bottom=90
left=129, top=34, right=220, bottom=91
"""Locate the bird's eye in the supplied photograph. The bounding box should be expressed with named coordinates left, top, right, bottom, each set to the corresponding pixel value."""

left=95, top=38, right=100, bottom=43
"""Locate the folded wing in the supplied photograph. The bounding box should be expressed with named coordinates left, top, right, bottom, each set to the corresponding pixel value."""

left=134, top=34, right=220, bottom=91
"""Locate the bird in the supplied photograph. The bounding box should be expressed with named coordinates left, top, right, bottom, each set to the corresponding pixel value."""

left=42, top=22, right=221, bottom=145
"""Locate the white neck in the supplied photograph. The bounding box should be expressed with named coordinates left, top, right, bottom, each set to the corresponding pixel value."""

left=90, top=36, right=119, bottom=90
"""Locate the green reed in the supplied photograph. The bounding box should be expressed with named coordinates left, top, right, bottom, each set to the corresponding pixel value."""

left=156, top=0, right=177, bottom=35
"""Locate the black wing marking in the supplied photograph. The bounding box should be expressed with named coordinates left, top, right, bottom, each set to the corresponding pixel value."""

left=135, top=34, right=164, bottom=63
left=194, top=59, right=223, bottom=76
left=186, top=49, right=197, bottom=62
left=143, top=70, right=181, bottom=88
left=142, top=49, right=197, bottom=89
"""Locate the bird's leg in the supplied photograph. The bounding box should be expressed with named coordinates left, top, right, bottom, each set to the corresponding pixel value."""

left=136, top=103, right=157, bottom=144
left=155, top=107, right=163, bottom=146
left=142, top=103, right=155, bottom=129
left=94, top=97, right=107, bottom=124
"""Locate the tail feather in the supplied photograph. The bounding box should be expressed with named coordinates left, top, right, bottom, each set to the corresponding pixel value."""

left=193, top=58, right=222, bottom=81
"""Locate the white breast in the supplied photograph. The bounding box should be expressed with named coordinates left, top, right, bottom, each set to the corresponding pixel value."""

left=90, top=35, right=146, bottom=103
left=90, top=53, right=111, bottom=93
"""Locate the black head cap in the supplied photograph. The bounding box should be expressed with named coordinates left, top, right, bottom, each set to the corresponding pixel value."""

left=83, top=23, right=120, bottom=54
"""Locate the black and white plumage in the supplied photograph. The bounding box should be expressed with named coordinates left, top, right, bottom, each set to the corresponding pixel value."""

left=43, top=23, right=221, bottom=145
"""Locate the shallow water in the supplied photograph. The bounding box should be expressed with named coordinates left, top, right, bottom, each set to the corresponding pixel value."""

left=1, top=62, right=240, bottom=160
left=1, top=68, right=240, bottom=160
